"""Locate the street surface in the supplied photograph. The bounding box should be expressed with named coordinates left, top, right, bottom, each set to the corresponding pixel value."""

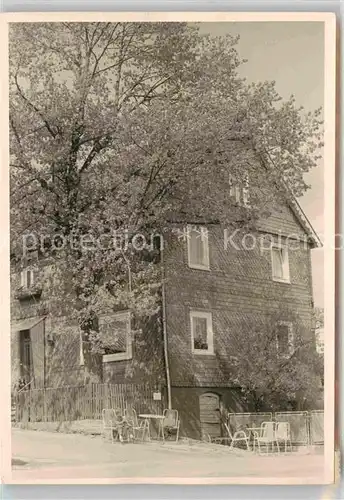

left=11, top=428, right=325, bottom=482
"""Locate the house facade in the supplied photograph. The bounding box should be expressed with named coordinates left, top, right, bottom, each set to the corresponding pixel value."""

left=162, top=198, right=321, bottom=439
left=11, top=191, right=321, bottom=439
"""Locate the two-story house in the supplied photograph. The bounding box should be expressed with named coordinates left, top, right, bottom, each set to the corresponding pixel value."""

left=11, top=184, right=321, bottom=439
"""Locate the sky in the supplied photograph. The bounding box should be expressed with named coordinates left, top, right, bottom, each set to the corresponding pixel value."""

left=199, top=22, right=324, bottom=308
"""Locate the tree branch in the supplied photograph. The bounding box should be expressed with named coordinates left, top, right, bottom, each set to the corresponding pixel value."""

left=91, top=24, right=120, bottom=77
left=78, top=140, right=104, bottom=174
left=14, top=74, right=58, bottom=139
left=129, top=76, right=172, bottom=112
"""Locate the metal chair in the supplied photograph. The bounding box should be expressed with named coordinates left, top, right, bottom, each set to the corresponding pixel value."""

left=124, top=407, right=150, bottom=441
left=221, top=422, right=250, bottom=450
left=252, top=421, right=278, bottom=454
left=162, top=409, right=180, bottom=441
left=275, top=421, right=292, bottom=453
left=102, top=409, right=122, bottom=443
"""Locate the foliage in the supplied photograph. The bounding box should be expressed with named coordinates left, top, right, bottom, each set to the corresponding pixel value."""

left=229, top=305, right=324, bottom=411
left=9, top=22, right=323, bottom=381
left=313, top=306, right=324, bottom=328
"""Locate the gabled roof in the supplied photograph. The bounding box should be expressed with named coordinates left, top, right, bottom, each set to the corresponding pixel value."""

left=11, top=316, right=46, bottom=333
left=259, top=151, right=322, bottom=249
left=287, top=195, right=322, bottom=248
left=165, top=194, right=322, bottom=248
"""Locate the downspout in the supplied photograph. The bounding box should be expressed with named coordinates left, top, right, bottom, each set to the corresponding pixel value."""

left=161, top=244, right=172, bottom=410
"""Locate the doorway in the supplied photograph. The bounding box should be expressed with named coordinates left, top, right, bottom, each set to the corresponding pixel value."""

left=20, top=329, right=32, bottom=386
left=199, top=392, right=221, bottom=441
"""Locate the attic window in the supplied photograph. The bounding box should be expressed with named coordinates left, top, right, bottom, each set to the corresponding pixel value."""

left=20, top=269, right=35, bottom=289
left=229, top=174, right=250, bottom=207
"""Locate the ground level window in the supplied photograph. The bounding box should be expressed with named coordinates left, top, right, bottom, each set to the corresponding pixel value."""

left=276, top=321, right=294, bottom=356
left=101, top=311, right=132, bottom=362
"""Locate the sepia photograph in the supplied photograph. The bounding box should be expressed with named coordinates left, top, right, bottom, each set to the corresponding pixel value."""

left=2, top=12, right=336, bottom=484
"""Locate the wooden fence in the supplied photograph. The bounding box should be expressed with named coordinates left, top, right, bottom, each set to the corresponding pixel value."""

left=14, top=383, right=165, bottom=423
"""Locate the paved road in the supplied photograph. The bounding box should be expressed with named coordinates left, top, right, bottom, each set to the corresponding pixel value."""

left=10, top=428, right=325, bottom=483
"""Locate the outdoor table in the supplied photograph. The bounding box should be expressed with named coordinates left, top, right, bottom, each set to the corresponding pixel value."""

left=139, top=414, right=165, bottom=441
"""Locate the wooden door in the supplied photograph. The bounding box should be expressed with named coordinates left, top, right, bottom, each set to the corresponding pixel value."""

left=199, top=392, right=221, bottom=441
left=30, top=320, right=45, bottom=388
left=20, top=329, right=32, bottom=385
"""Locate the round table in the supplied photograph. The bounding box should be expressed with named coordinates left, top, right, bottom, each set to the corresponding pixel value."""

left=139, top=414, right=165, bottom=441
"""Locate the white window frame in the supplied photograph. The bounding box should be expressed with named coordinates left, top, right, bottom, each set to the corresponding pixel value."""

left=190, top=310, right=214, bottom=355
left=101, top=311, right=132, bottom=363
left=276, top=321, right=294, bottom=357
left=20, top=268, right=35, bottom=289
left=229, top=174, right=250, bottom=207
left=187, top=225, right=210, bottom=271
left=242, top=174, right=250, bottom=207
left=271, top=244, right=290, bottom=283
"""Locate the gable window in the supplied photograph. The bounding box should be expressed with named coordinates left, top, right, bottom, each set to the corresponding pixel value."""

left=20, top=269, right=35, bottom=289
left=190, top=310, right=214, bottom=355
left=101, top=311, right=132, bottom=362
left=276, top=322, right=294, bottom=356
left=271, top=244, right=290, bottom=283
left=229, top=174, right=250, bottom=207
left=187, top=225, right=210, bottom=270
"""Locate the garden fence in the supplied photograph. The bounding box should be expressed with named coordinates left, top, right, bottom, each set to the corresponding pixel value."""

left=228, top=410, right=324, bottom=445
left=309, top=410, right=324, bottom=444
left=14, top=383, right=165, bottom=424
left=228, top=412, right=273, bottom=431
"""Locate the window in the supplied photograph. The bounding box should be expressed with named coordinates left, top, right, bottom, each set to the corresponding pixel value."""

left=276, top=322, right=294, bottom=356
left=20, top=268, right=35, bottom=288
left=271, top=245, right=290, bottom=282
left=190, top=310, right=214, bottom=355
left=101, top=311, right=132, bottom=362
left=229, top=174, right=250, bottom=207
left=187, top=225, right=210, bottom=270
